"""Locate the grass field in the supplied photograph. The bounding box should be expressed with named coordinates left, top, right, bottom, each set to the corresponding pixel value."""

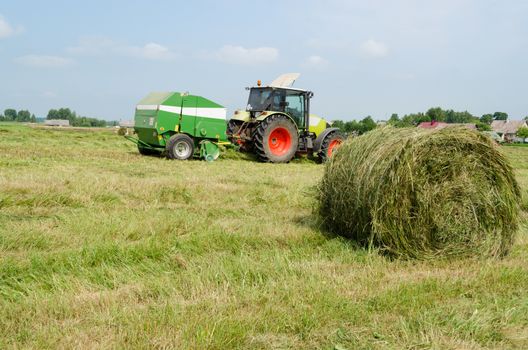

left=0, top=123, right=527, bottom=349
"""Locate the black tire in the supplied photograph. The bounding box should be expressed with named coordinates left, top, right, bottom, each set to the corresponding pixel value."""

left=253, top=114, right=298, bottom=163
left=318, top=131, right=345, bottom=163
left=166, top=134, right=195, bottom=160
left=138, top=145, right=160, bottom=156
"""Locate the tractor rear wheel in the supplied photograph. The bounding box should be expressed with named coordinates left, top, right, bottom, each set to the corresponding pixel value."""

left=318, top=131, right=344, bottom=162
left=253, top=114, right=298, bottom=163
left=166, top=134, right=195, bottom=160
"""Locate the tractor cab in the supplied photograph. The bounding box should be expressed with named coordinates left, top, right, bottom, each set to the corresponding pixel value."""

left=246, top=87, right=313, bottom=129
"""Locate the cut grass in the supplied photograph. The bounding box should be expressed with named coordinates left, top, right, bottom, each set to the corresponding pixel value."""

left=0, top=123, right=527, bottom=349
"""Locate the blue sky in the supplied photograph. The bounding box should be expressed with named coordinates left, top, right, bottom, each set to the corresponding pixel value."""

left=1, top=0, right=527, bottom=121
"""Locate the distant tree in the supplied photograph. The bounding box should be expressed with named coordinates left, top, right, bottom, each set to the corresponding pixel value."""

left=493, top=112, right=508, bottom=120
left=57, top=108, right=73, bottom=121
left=388, top=113, right=400, bottom=125
left=47, top=109, right=59, bottom=119
left=16, top=110, right=31, bottom=122
left=30, top=114, right=37, bottom=123
left=445, top=109, right=476, bottom=123
left=524, top=116, right=528, bottom=121
left=517, top=126, right=528, bottom=140
left=0, top=114, right=4, bottom=121
left=398, top=113, right=420, bottom=127
left=426, top=107, right=447, bottom=122
left=480, top=114, right=493, bottom=125
left=344, top=120, right=360, bottom=133
left=331, top=120, right=346, bottom=130
left=359, top=116, right=377, bottom=133
left=4, top=109, right=17, bottom=121
left=476, top=122, right=492, bottom=131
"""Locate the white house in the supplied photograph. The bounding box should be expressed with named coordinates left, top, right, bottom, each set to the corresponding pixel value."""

left=491, top=120, right=527, bottom=142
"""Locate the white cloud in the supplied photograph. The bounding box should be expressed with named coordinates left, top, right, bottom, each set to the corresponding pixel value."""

left=0, top=15, right=15, bottom=38
left=15, top=55, right=74, bottom=68
left=119, top=43, right=177, bottom=61
left=215, top=45, right=279, bottom=65
left=67, top=37, right=177, bottom=61
left=359, top=39, right=389, bottom=58
left=66, top=36, right=114, bottom=55
left=302, top=55, right=329, bottom=69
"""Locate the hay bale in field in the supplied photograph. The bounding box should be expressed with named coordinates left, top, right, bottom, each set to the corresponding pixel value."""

left=318, top=127, right=521, bottom=259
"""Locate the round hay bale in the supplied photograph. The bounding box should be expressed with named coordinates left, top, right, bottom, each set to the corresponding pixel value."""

left=318, top=127, right=521, bottom=259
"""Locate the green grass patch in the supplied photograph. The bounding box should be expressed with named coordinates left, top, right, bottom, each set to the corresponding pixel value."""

left=0, top=124, right=527, bottom=349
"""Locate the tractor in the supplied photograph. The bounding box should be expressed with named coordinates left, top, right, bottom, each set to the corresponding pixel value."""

left=227, top=73, right=344, bottom=163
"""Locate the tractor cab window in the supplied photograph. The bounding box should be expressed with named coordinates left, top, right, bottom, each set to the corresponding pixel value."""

left=247, top=88, right=275, bottom=111
left=285, top=91, right=305, bottom=127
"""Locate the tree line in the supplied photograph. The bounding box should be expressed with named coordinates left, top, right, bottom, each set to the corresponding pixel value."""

left=46, top=108, right=111, bottom=127
left=385, top=108, right=512, bottom=131
left=0, top=109, right=37, bottom=123
left=0, top=107, right=114, bottom=127
left=332, top=108, right=523, bottom=134
left=331, top=116, right=377, bottom=135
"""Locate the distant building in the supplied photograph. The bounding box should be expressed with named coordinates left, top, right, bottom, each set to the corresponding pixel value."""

left=491, top=120, right=528, bottom=142
left=417, top=121, right=477, bottom=130
left=119, top=120, right=135, bottom=128
left=44, top=119, right=70, bottom=127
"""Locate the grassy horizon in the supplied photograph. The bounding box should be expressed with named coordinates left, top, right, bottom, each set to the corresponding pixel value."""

left=0, top=123, right=527, bottom=349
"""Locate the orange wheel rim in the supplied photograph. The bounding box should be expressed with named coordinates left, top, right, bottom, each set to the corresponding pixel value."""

left=268, top=127, right=292, bottom=156
left=328, top=139, right=342, bottom=157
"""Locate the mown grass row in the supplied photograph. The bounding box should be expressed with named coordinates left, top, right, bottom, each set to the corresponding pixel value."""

left=0, top=123, right=527, bottom=349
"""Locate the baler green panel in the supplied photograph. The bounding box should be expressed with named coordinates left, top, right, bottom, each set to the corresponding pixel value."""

left=157, top=110, right=179, bottom=132
left=195, top=117, right=228, bottom=141
left=135, top=109, right=157, bottom=128
left=134, top=109, right=161, bottom=146
left=163, top=93, right=184, bottom=107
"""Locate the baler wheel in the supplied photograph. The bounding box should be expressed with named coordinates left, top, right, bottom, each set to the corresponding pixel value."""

left=253, top=114, right=298, bottom=163
left=318, top=131, right=344, bottom=162
left=166, top=134, right=195, bottom=160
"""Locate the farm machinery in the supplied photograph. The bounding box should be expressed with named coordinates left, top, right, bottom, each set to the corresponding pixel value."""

left=126, top=74, right=344, bottom=163
left=227, top=73, right=344, bottom=163
left=125, top=92, right=228, bottom=161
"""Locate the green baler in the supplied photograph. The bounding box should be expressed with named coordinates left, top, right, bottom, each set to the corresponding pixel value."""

left=127, top=92, right=228, bottom=160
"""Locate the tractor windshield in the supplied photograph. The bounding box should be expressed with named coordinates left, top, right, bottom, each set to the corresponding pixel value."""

left=246, top=88, right=280, bottom=112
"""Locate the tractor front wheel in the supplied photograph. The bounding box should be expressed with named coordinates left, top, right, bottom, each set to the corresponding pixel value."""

left=166, top=134, right=195, bottom=160
left=253, top=114, right=298, bottom=163
left=318, top=131, right=344, bottom=162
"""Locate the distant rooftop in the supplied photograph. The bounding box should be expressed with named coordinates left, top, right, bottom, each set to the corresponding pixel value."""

left=417, top=121, right=476, bottom=130
left=44, top=119, right=70, bottom=127
left=491, top=120, right=527, bottom=134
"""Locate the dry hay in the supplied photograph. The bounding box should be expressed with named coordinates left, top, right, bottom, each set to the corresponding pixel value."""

left=318, top=127, right=521, bottom=259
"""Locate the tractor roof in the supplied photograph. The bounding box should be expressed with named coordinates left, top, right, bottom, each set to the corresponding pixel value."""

left=252, top=86, right=309, bottom=93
